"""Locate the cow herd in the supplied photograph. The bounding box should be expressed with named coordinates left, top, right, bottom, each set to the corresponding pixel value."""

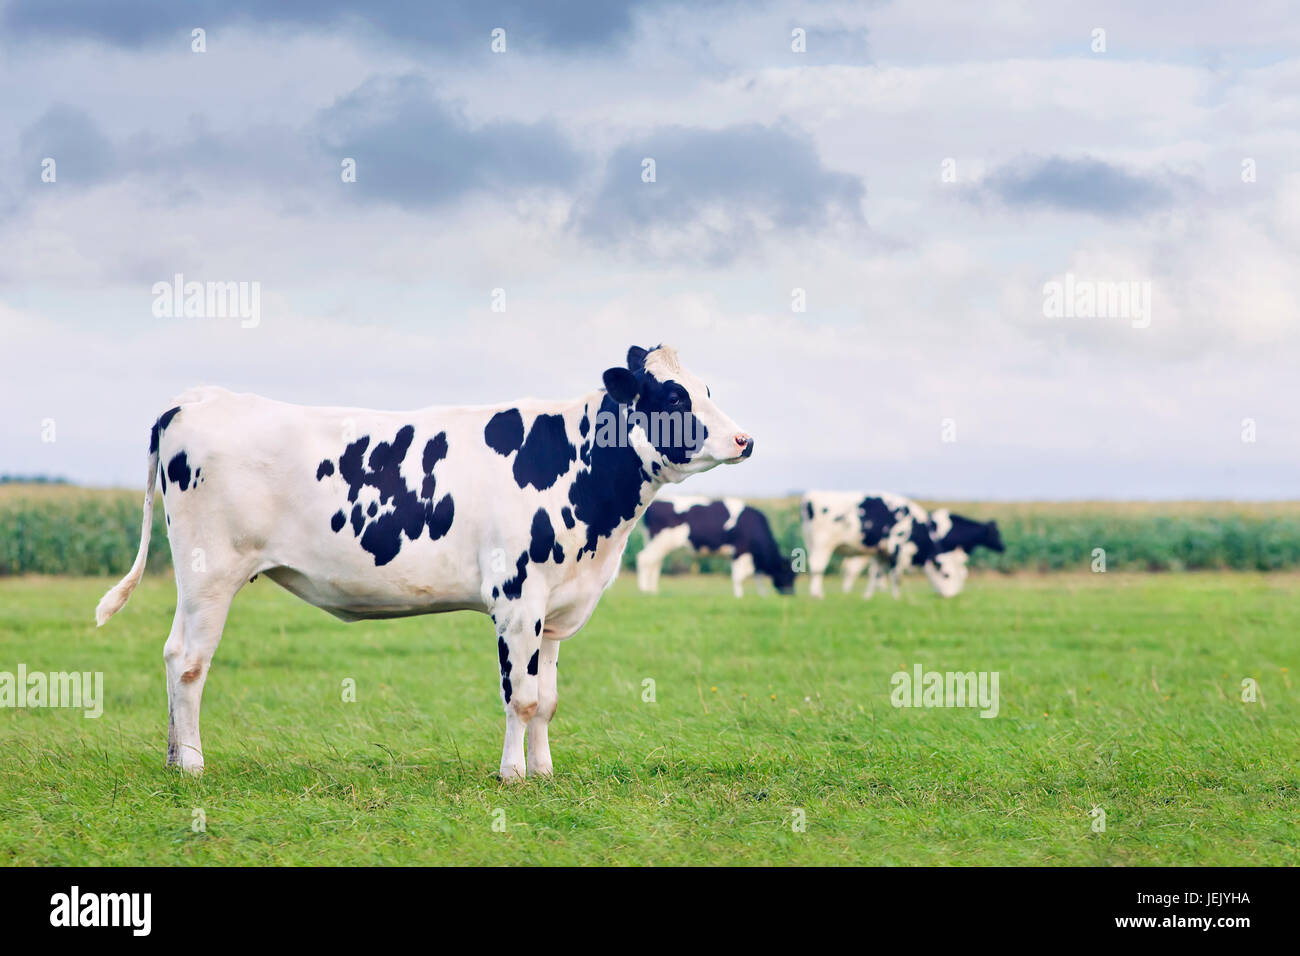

left=94, top=344, right=1001, bottom=780
left=637, top=491, right=1003, bottom=599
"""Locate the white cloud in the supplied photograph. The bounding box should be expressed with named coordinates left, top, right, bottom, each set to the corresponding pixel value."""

left=2, top=2, right=1297, bottom=498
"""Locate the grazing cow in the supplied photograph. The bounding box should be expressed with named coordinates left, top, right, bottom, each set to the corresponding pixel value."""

left=800, top=491, right=969, bottom=599
left=95, top=345, right=754, bottom=781
left=636, top=497, right=795, bottom=597
left=840, top=509, right=1004, bottom=597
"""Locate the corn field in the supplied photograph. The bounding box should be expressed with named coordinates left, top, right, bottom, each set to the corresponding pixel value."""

left=1, top=484, right=1298, bottom=576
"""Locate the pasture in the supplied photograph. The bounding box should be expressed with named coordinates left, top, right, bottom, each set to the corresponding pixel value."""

left=1, top=571, right=1296, bottom=866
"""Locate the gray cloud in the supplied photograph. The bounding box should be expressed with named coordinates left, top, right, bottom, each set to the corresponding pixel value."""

left=975, top=155, right=1186, bottom=217
left=2, top=0, right=653, bottom=52
left=18, top=105, right=116, bottom=187
left=6, top=76, right=583, bottom=211
left=316, top=75, right=583, bottom=207
left=577, top=123, right=865, bottom=261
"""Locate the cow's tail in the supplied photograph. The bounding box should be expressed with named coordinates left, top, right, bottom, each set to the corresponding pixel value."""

left=95, top=426, right=160, bottom=626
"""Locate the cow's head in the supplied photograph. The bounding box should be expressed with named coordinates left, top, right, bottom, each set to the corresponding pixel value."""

left=770, top=556, right=797, bottom=595
left=923, top=549, right=969, bottom=598
left=602, top=344, right=753, bottom=479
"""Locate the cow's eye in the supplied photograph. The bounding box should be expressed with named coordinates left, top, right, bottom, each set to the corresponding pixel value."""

left=666, top=391, right=681, bottom=407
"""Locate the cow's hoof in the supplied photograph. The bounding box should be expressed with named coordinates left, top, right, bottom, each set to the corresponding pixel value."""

left=497, top=765, right=527, bottom=784
left=527, top=763, right=553, bottom=778
left=177, top=748, right=205, bottom=776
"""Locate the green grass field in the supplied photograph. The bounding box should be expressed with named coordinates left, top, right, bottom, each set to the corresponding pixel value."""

left=1, top=571, right=1296, bottom=865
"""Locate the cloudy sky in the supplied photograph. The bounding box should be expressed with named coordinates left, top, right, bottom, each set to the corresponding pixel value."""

left=2, top=0, right=1297, bottom=498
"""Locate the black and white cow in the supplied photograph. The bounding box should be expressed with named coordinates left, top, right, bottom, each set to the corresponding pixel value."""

left=839, top=508, right=1004, bottom=597
left=96, top=345, right=754, bottom=781
left=636, top=496, right=795, bottom=597
left=800, top=491, right=969, bottom=599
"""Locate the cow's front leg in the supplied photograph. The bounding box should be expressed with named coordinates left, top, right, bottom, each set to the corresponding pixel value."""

left=841, top=555, right=868, bottom=594
left=492, top=602, right=545, bottom=783
left=526, top=637, right=560, bottom=777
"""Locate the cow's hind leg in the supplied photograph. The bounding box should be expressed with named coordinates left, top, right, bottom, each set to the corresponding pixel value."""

left=863, top=557, right=883, bottom=600
left=164, top=575, right=240, bottom=774
left=635, top=549, right=660, bottom=593
left=526, top=637, right=561, bottom=777
left=492, top=596, right=545, bottom=782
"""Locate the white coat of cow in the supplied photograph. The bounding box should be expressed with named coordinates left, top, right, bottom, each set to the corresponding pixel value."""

left=96, top=345, right=753, bottom=780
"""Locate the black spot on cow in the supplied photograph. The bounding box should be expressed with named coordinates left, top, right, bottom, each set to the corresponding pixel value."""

left=330, top=510, right=346, bottom=533
left=325, top=426, right=455, bottom=566
left=492, top=586, right=499, bottom=600
left=421, top=433, right=448, bottom=497
left=534, top=620, right=541, bottom=636
left=527, top=650, right=539, bottom=675
left=428, top=495, right=455, bottom=540
left=560, top=506, right=575, bottom=529
left=502, top=551, right=529, bottom=600
left=628, top=361, right=707, bottom=465
left=498, top=637, right=512, bottom=703
left=316, top=459, right=335, bottom=480
left=149, top=406, right=181, bottom=455
left=484, top=408, right=524, bottom=457
left=552, top=542, right=564, bottom=563
left=513, top=414, right=576, bottom=491
left=858, top=496, right=902, bottom=549
left=804, top=501, right=814, bottom=521
left=166, top=451, right=192, bottom=492
left=528, top=509, right=555, bottom=564
left=568, top=394, right=653, bottom=559
left=856, top=496, right=941, bottom=571
left=898, top=518, right=937, bottom=569
left=579, top=411, right=590, bottom=438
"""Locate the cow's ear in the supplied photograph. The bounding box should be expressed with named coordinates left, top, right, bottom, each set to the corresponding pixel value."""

left=626, top=346, right=648, bottom=371
left=603, top=367, right=639, bottom=404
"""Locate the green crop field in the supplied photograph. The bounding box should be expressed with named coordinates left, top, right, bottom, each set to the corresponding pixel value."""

left=1, top=571, right=1296, bottom=866
left=6, top=483, right=1300, bottom=577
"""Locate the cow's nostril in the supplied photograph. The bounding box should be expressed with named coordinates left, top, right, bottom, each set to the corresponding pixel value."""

left=734, top=433, right=752, bottom=448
